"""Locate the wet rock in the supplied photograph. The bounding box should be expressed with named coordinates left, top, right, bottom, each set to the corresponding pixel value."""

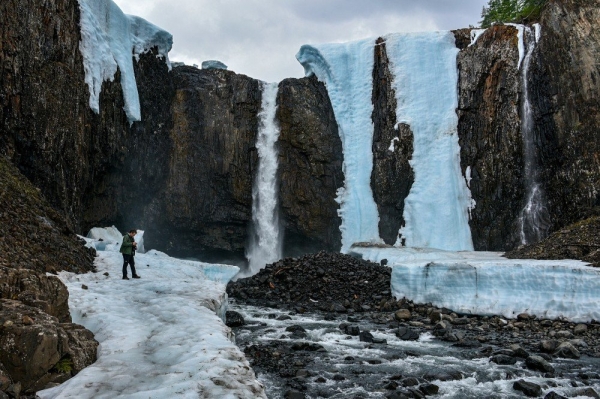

left=573, top=388, right=600, bottom=399
left=396, top=327, right=420, bottom=341
left=284, top=390, right=306, bottom=399
left=574, top=324, right=588, bottom=335
left=554, top=342, right=580, bottom=359
left=225, top=311, right=245, bottom=327
left=360, top=331, right=375, bottom=343
left=513, top=379, right=542, bottom=397
left=402, top=377, right=420, bottom=387
left=525, top=355, right=555, bottom=373
left=395, top=309, right=412, bottom=321
left=509, top=344, right=530, bottom=358
left=491, top=355, right=517, bottom=365
left=544, top=391, right=568, bottom=399
left=419, top=383, right=439, bottom=396
left=423, top=370, right=463, bottom=382
left=540, top=339, right=559, bottom=353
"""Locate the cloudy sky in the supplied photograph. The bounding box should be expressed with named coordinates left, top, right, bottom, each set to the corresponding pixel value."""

left=116, top=0, right=488, bottom=82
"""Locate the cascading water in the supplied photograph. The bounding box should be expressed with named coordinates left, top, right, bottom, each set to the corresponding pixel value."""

left=517, top=25, right=550, bottom=245
left=244, top=82, right=282, bottom=276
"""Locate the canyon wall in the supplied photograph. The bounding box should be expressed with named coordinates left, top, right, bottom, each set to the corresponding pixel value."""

left=2, top=0, right=600, bottom=262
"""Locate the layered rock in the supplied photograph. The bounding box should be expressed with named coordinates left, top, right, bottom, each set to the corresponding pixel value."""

left=537, top=0, right=600, bottom=228
left=455, top=26, right=524, bottom=251
left=142, top=67, right=261, bottom=261
left=277, top=76, right=343, bottom=255
left=370, top=38, right=414, bottom=245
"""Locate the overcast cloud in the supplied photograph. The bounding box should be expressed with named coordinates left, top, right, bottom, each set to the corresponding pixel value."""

left=115, top=0, right=488, bottom=82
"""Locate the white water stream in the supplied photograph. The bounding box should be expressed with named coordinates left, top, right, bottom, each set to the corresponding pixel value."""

left=517, top=25, right=550, bottom=245
left=245, top=82, right=283, bottom=276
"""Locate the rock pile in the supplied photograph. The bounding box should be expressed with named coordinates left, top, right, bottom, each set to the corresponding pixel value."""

left=505, top=216, right=600, bottom=266
left=227, top=251, right=398, bottom=313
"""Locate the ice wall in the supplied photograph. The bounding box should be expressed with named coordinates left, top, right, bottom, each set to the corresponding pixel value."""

left=353, top=246, right=600, bottom=323
left=296, top=39, right=382, bottom=252
left=245, top=82, right=283, bottom=276
left=385, top=32, right=474, bottom=251
left=78, top=0, right=173, bottom=122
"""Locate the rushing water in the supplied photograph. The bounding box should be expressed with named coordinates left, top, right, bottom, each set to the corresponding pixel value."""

left=517, top=26, right=550, bottom=245
left=231, top=303, right=600, bottom=399
left=245, top=82, right=283, bottom=277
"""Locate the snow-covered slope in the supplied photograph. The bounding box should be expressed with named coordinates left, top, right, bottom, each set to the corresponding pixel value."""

left=353, top=246, right=600, bottom=323
left=38, top=228, right=266, bottom=399
left=78, top=0, right=172, bottom=122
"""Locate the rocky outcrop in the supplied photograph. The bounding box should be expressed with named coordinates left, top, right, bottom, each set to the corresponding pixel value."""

left=455, top=26, right=524, bottom=251
left=142, top=67, right=261, bottom=261
left=0, top=157, right=95, bottom=274
left=0, top=300, right=98, bottom=394
left=505, top=216, right=600, bottom=266
left=371, top=38, right=414, bottom=245
left=277, top=76, right=343, bottom=255
left=536, top=0, right=600, bottom=228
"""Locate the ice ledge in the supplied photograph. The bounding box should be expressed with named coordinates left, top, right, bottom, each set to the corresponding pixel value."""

left=78, top=0, right=173, bottom=122
left=352, top=246, right=600, bottom=323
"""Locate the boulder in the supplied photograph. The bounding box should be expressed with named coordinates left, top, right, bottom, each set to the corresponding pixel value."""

left=0, top=300, right=98, bottom=393
left=513, top=379, right=542, bottom=397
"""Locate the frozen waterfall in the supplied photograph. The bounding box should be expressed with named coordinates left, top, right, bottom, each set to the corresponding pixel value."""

left=516, top=25, right=550, bottom=245
left=296, top=39, right=382, bottom=252
left=244, top=82, right=283, bottom=276
left=297, top=32, right=474, bottom=252
left=385, top=32, right=474, bottom=251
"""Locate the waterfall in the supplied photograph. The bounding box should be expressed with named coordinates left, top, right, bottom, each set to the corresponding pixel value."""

left=517, top=25, right=550, bottom=245
left=245, top=82, right=283, bottom=276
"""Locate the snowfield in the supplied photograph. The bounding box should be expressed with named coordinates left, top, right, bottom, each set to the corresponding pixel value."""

left=37, top=229, right=265, bottom=399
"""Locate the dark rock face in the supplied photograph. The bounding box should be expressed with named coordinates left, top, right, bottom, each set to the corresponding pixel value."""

left=371, top=38, right=414, bottom=245
left=140, top=67, right=261, bottom=261
left=277, top=76, right=344, bottom=255
left=0, top=300, right=98, bottom=394
left=455, top=26, right=524, bottom=251
left=536, top=0, right=600, bottom=229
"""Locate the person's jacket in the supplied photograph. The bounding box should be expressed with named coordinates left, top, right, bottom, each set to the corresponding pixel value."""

left=119, top=234, right=135, bottom=255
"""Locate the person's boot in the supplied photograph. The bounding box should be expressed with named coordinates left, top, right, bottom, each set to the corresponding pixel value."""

left=122, top=276, right=129, bottom=280
left=132, top=275, right=141, bottom=279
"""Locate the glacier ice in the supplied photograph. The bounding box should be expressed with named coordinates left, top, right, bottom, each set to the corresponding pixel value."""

left=353, top=246, right=600, bottom=323
left=202, top=60, right=228, bottom=70
left=296, top=39, right=382, bottom=252
left=385, top=32, right=473, bottom=251
left=78, top=0, right=172, bottom=122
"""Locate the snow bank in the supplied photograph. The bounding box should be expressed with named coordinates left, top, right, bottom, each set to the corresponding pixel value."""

left=39, top=231, right=265, bottom=399
left=78, top=0, right=172, bottom=122
left=352, top=246, right=600, bottom=323
left=296, top=39, right=382, bottom=252
left=384, top=32, right=473, bottom=251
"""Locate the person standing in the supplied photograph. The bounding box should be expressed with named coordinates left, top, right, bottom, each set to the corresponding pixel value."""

left=120, top=229, right=140, bottom=280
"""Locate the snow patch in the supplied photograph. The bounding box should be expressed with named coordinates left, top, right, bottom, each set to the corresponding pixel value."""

left=469, top=29, right=487, bottom=46
left=78, top=0, right=172, bottom=122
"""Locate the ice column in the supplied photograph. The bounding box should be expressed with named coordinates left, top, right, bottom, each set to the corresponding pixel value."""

left=517, top=25, right=550, bottom=245
left=385, top=32, right=474, bottom=251
left=245, top=82, right=283, bottom=275
left=296, top=39, right=382, bottom=252
left=77, top=0, right=172, bottom=122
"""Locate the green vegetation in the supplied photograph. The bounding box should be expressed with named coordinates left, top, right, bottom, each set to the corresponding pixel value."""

left=53, top=357, right=74, bottom=374
left=480, top=0, right=548, bottom=28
